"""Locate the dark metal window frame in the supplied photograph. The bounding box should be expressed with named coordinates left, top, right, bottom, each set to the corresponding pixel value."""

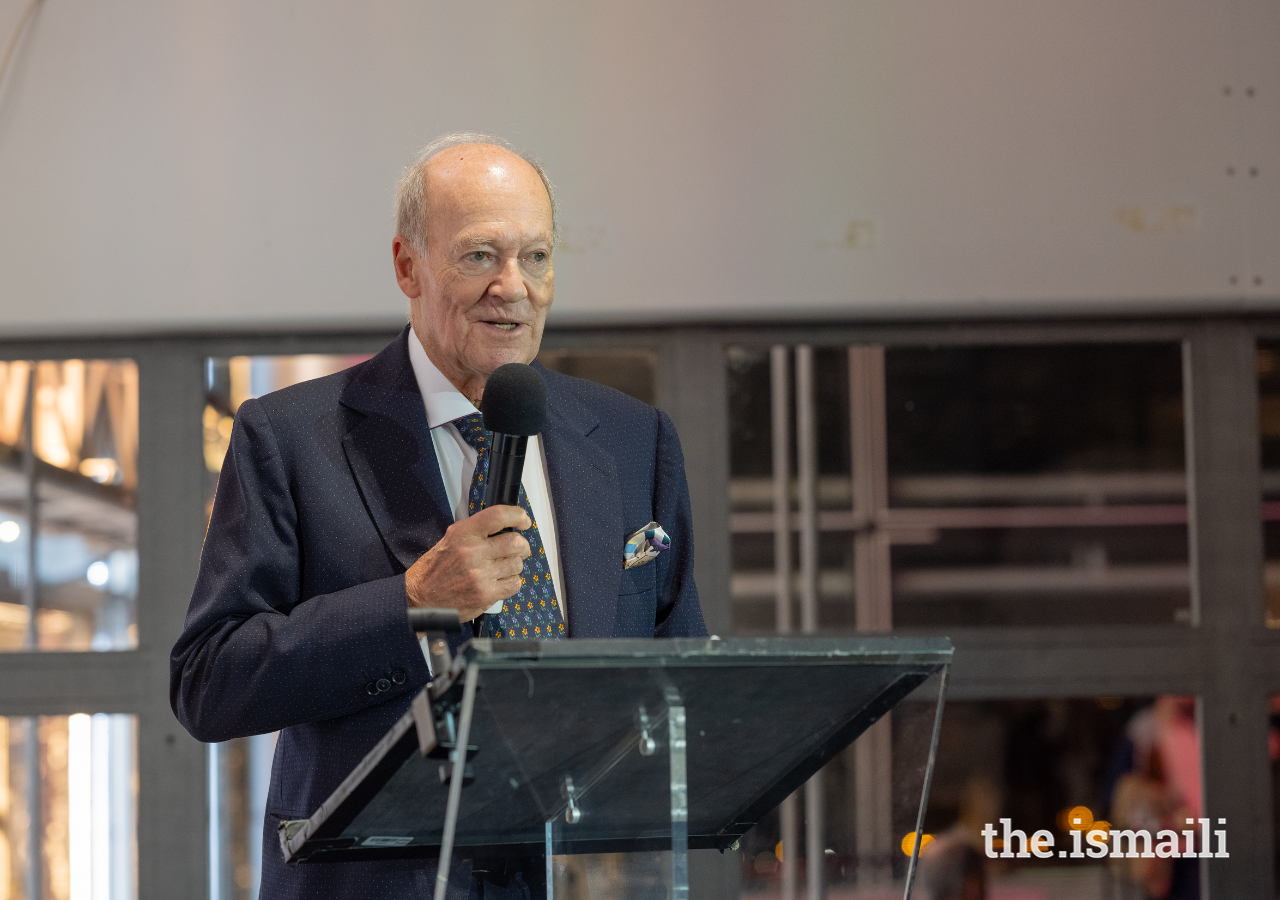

left=0, top=315, right=1273, bottom=898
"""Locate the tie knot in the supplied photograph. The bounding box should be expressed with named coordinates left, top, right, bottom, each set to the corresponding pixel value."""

left=454, top=412, right=489, bottom=452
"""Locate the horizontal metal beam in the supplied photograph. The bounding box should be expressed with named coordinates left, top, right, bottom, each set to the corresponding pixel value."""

left=894, top=626, right=1280, bottom=698
left=0, top=314, right=1276, bottom=363
left=0, top=651, right=167, bottom=714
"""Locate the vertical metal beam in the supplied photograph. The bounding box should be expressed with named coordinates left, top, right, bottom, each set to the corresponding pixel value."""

left=849, top=346, right=893, bottom=886
left=849, top=346, right=891, bottom=632
left=134, top=344, right=211, bottom=900
left=794, top=346, right=825, bottom=900
left=21, top=366, right=42, bottom=900
left=24, top=716, right=41, bottom=900
left=657, top=329, right=738, bottom=900
left=772, top=346, right=793, bottom=637
left=655, top=329, right=731, bottom=637
left=771, top=345, right=800, bottom=900
left=22, top=362, right=38, bottom=650
left=795, top=346, right=819, bottom=636
left=1182, top=322, right=1272, bottom=900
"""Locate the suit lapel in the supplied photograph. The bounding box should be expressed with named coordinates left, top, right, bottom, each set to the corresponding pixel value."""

left=336, top=344, right=623, bottom=636
left=539, top=368, right=622, bottom=638
left=339, top=329, right=453, bottom=571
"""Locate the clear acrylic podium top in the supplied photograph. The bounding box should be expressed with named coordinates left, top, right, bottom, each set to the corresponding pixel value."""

left=279, top=636, right=952, bottom=898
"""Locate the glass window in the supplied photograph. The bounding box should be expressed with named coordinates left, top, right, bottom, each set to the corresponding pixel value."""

left=203, top=355, right=372, bottom=513
left=727, top=347, right=853, bottom=633
left=1271, top=695, right=1280, bottom=890
left=536, top=349, right=657, bottom=406
left=727, top=343, right=1190, bottom=632
left=1257, top=341, right=1280, bottom=626
left=0, top=360, right=138, bottom=652
left=0, top=714, right=138, bottom=900
left=887, top=344, right=1189, bottom=628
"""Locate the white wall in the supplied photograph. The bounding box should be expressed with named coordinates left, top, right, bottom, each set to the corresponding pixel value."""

left=0, top=0, right=1276, bottom=335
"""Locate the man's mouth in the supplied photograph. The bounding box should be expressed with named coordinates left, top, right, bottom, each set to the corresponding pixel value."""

left=486, top=321, right=521, bottom=332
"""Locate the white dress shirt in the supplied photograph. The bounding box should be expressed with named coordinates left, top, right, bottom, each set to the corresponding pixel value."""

left=407, top=329, right=566, bottom=620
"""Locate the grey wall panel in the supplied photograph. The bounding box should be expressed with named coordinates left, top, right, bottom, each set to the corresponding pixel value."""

left=0, top=1, right=1279, bottom=333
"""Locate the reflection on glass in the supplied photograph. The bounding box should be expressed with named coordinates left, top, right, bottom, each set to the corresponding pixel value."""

left=0, top=714, right=138, bottom=900
left=0, top=360, right=138, bottom=652
left=732, top=684, right=938, bottom=897
left=735, top=696, right=1200, bottom=900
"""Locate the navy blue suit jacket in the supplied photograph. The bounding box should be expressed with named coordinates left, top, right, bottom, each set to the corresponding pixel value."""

left=171, top=328, right=706, bottom=899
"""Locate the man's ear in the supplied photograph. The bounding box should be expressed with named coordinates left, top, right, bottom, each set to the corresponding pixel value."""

left=392, top=236, right=422, bottom=300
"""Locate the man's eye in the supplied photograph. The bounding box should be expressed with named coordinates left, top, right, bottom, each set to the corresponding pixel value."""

left=530, top=251, right=547, bottom=264
left=468, top=251, right=488, bottom=263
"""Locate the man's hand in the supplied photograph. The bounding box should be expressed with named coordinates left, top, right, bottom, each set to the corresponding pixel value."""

left=406, top=505, right=531, bottom=621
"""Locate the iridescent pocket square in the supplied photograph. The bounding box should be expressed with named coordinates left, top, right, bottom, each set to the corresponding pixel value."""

left=624, top=521, right=670, bottom=569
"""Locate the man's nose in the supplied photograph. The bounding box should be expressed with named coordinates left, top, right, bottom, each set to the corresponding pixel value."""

left=488, top=258, right=528, bottom=303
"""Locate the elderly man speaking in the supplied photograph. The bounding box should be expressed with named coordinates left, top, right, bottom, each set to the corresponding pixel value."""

left=171, top=134, right=706, bottom=900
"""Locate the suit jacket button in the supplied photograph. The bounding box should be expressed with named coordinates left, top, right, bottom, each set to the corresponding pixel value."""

left=376, top=678, right=391, bottom=693
left=365, top=682, right=378, bottom=695
left=391, top=670, right=406, bottom=685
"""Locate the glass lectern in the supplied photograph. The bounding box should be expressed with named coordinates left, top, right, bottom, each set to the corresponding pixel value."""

left=278, top=635, right=952, bottom=899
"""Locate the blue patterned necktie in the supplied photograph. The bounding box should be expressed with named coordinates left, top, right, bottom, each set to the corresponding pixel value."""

left=454, top=413, right=566, bottom=640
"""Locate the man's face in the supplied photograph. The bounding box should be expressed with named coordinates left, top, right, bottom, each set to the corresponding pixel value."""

left=395, top=145, right=554, bottom=398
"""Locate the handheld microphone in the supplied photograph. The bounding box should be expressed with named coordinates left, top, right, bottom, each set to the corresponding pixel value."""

left=474, top=363, right=547, bottom=637
left=480, top=363, right=547, bottom=511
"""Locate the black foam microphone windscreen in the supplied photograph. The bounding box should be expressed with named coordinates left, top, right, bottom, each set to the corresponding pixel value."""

left=480, top=364, right=547, bottom=510
left=481, top=363, right=547, bottom=437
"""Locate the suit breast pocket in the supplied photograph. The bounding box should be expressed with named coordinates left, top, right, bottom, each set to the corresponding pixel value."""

left=618, top=562, right=657, bottom=597
left=615, top=562, right=658, bottom=636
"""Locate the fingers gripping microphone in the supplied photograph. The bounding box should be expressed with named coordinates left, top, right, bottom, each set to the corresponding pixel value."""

left=474, top=364, right=546, bottom=638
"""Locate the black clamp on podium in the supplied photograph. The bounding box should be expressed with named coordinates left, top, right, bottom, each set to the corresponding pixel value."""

left=278, top=609, right=952, bottom=900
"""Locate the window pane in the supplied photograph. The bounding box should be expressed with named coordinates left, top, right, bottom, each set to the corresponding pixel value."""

left=203, top=355, right=372, bottom=513
left=0, top=360, right=138, bottom=652
left=727, top=343, right=1189, bottom=632
left=1257, top=341, right=1280, bottom=626
left=536, top=349, right=657, bottom=405
left=886, top=344, right=1189, bottom=628
left=727, top=347, right=853, bottom=633
left=1271, top=695, right=1280, bottom=889
left=0, top=714, right=138, bottom=900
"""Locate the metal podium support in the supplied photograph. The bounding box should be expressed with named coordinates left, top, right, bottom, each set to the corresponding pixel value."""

left=279, top=628, right=953, bottom=900
left=539, top=685, right=691, bottom=900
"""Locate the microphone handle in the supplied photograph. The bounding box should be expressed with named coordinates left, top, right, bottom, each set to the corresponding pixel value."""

left=482, top=433, right=527, bottom=510
left=475, top=433, right=529, bottom=638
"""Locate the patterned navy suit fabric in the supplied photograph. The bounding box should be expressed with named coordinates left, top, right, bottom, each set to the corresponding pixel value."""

left=454, top=412, right=566, bottom=640
left=169, top=327, right=706, bottom=900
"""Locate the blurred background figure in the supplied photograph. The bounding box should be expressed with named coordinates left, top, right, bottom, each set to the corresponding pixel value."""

left=915, top=828, right=985, bottom=900
left=1107, top=696, right=1200, bottom=900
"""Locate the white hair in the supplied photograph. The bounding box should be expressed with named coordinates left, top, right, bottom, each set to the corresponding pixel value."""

left=394, top=132, right=557, bottom=254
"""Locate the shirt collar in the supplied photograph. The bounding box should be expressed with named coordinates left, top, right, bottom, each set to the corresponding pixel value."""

left=407, top=328, right=478, bottom=429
